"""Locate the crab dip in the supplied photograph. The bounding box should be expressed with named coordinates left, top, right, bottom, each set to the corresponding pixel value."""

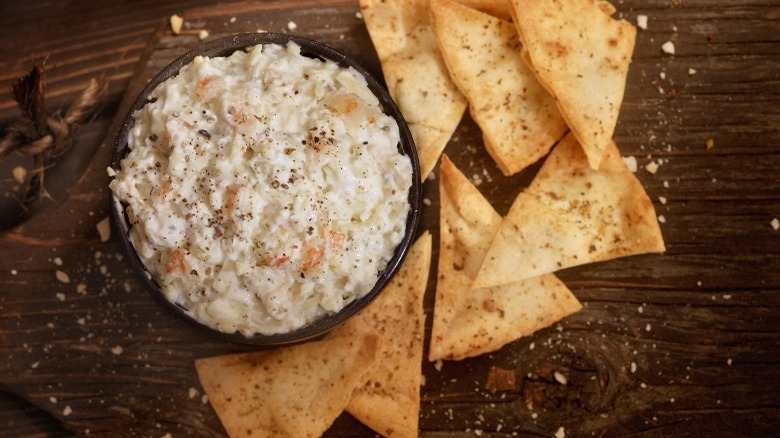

left=110, top=41, right=413, bottom=336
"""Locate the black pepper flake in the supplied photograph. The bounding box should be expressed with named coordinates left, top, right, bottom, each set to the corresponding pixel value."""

left=149, top=134, right=158, bottom=142
left=199, top=129, right=211, bottom=139
left=271, top=180, right=280, bottom=189
left=190, top=269, right=198, bottom=276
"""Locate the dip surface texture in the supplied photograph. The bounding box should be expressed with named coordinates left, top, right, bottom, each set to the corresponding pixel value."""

left=110, top=42, right=412, bottom=336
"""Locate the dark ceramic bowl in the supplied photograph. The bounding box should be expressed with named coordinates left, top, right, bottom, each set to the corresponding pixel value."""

left=110, top=32, right=421, bottom=345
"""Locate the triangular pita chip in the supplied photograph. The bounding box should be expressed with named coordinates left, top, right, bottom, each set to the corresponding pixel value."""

left=360, top=0, right=468, bottom=180
left=472, top=133, right=665, bottom=289
left=431, top=0, right=567, bottom=175
left=454, top=0, right=513, bottom=20
left=429, top=155, right=581, bottom=361
left=195, top=334, right=381, bottom=438
left=331, top=232, right=432, bottom=438
left=510, top=0, right=636, bottom=169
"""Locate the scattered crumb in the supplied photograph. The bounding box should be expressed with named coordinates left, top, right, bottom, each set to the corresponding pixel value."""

left=170, top=14, right=184, bottom=35
left=427, top=171, right=436, bottom=181
left=727, top=358, right=732, bottom=366
left=56, top=293, right=66, bottom=302
left=161, top=434, right=173, bottom=438
left=636, top=15, right=648, bottom=30
left=355, top=11, right=363, bottom=19
left=106, top=167, right=117, bottom=177
left=640, top=382, right=647, bottom=388
left=31, top=361, right=40, bottom=369
left=645, top=161, right=659, bottom=174
left=771, top=218, right=779, bottom=230
left=198, top=29, right=210, bottom=40
left=49, top=396, right=57, bottom=403
left=63, top=405, right=72, bottom=416
left=77, top=283, right=87, bottom=295
left=661, top=41, right=675, bottom=55
left=531, top=412, right=538, bottom=419
left=111, top=345, right=124, bottom=356
left=688, top=68, right=697, bottom=75
left=434, top=359, right=443, bottom=371
left=631, top=362, right=637, bottom=373
left=670, top=398, right=675, bottom=403
left=529, top=342, right=535, bottom=350
left=706, top=138, right=715, bottom=151
left=622, top=156, right=638, bottom=173
left=659, top=71, right=666, bottom=80
left=229, top=16, right=237, bottom=23
left=638, top=305, right=644, bottom=314
left=423, top=198, right=432, bottom=206
left=658, top=215, right=666, bottom=224
left=201, top=394, right=209, bottom=404
left=553, top=371, right=568, bottom=385
left=53, top=257, right=63, bottom=266
left=189, top=387, right=199, bottom=399
left=287, top=21, right=297, bottom=31
left=97, top=217, right=111, bottom=242
left=723, top=294, right=732, bottom=300
left=12, top=166, right=26, bottom=184
left=55, top=270, right=71, bottom=284
left=555, top=426, right=565, bottom=438
left=645, top=323, right=652, bottom=332
left=663, top=180, right=670, bottom=188
left=11, top=269, right=18, bottom=275
left=697, top=280, right=702, bottom=287
left=659, top=196, right=667, bottom=205
left=339, top=34, right=345, bottom=40
left=78, top=318, right=86, bottom=325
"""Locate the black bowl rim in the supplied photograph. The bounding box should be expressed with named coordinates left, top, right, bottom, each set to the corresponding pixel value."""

left=109, top=32, right=421, bottom=346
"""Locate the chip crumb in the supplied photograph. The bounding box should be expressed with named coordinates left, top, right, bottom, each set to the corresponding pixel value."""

left=355, top=11, right=363, bottom=19
left=78, top=318, right=86, bottom=325
left=670, top=397, right=675, bottom=403
left=638, top=305, right=644, bottom=314
left=622, top=156, right=637, bottom=173
left=723, top=294, right=732, bottom=300
left=645, top=323, right=652, bottom=332
left=12, top=166, right=27, bottom=184
left=688, top=68, right=697, bottom=75
left=106, top=166, right=117, bottom=177
left=55, top=270, right=71, bottom=284
left=434, top=359, right=443, bottom=371
left=555, top=426, right=565, bottom=438
left=636, top=15, right=648, bottom=30
left=529, top=342, right=535, bottom=350
left=11, top=269, right=18, bottom=275
left=49, top=396, right=57, bottom=403
left=189, top=387, right=199, bottom=399
left=769, top=217, right=780, bottom=230
left=697, top=280, right=702, bottom=286
left=229, top=16, right=237, bottom=23
left=56, top=292, right=66, bottom=302
left=630, top=362, right=637, bottom=373
left=76, top=283, right=87, bottom=294
left=531, top=412, right=538, bottom=419
left=111, top=345, right=124, bottom=356
left=663, top=180, right=670, bottom=188
left=645, top=161, right=659, bottom=174
left=423, top=198, right=432, bottom=206
left=706, top=138, right=715, bottom=151
left=170, top=14, right=184, bottom=35
left=161, top=434, right=173, bottom=438
left=201, top=394, right=209, bottom=404
left=53, top=257, right=63, bottom=266
left=658, top=196, right=667, bottom=205
left=97, top=217, right=111, bottom=242
left=659, top=71, right=666, bottom=80
left=661, top=41, right=675, bottom=55
left=657, top=215, right=666, bottom=224
left=31, top=361, right=40, bottom=369
left=553, top=371, right=568, bottom=385
left=198, top=29, right=210, bottom=40
left=640, top=382, right=647, bottom=388
left=63, top=405, right=72, bottom=416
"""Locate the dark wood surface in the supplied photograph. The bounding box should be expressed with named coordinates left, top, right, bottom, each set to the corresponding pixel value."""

left=1, top=0, right=779, bottom=436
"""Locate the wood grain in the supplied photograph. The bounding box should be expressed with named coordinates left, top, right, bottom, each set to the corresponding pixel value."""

left=1, top=0, right=779, bottom=436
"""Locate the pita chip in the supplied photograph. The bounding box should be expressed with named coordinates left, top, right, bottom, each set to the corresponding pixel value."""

left=510, top=0, right=636, bottom=169
left=454, top=0, right=513, bottom=20
left=360, top=0, right=468, bottom=180
left=195, top=334, right=381, bottom=438
left=431, top=0, right=567, bottom=175
left=330, top=232, right=431, bottom=438
left=472, top=133, right=665, bottom=289
left=429, top=155, right=581, bottom=361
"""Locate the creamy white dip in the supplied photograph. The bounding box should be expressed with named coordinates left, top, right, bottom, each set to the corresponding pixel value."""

left=110, top=42, right=412, bottom=336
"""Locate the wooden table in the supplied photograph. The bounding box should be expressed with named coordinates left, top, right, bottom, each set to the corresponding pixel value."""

left=1, top=0, right=779, bottom=436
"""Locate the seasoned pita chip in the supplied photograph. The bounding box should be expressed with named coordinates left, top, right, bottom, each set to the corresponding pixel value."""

left=510, top=0, right=636, bottom=169
left=331, top=232, right=431, bottom=438
left=472, top=133, right=665, bottom=289
left=455, top=0, right=513, bottom=20
left=431, top=0, right=567, bottom=175
left=195, top=334, right=381, bottom=438
left=429, top=155, right=581, bottom=360
left=360, top=0, right=468, bottom=180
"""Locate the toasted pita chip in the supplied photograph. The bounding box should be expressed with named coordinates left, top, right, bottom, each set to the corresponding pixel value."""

left=431, top=0, right=567, bottom=175
left=360, top=0, right=468, bottom=180
left=472, top=133, right=665, bottom=289
left=195, top=334, right=381, bottom=438
left=330, top=232, right=431, bottom=438
left=455, top=0, right=513, bottom=20
left=429, top=155, right=581, bottom=360
left=510, top=0, right=636, bottom=169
